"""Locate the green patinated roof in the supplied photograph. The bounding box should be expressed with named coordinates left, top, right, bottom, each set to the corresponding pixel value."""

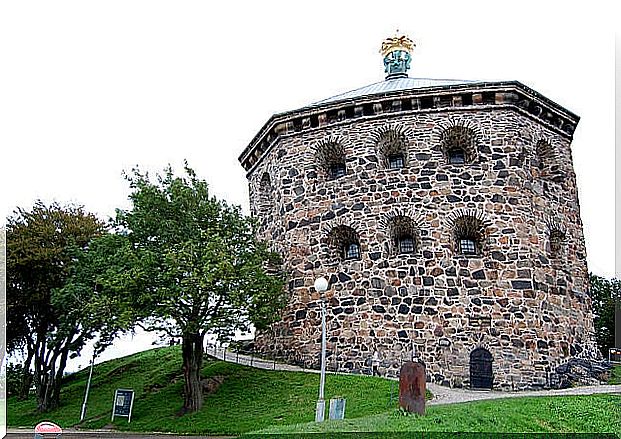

left=310, top=77, right=477, bottom=106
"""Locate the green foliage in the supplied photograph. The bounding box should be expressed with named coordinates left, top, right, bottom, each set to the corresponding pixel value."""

left=589, top=273, right=621, bottom=357
left=7, top=201, right=104, bottom=352
left=6, top=363, right=28, bottom=398
left=609, top=365, right=621, bottom=385
left=112, top=163, right=287, bottom=340
left=59, top=233, right=140, bottom=350
left=7, top=200, right=107, bottom=411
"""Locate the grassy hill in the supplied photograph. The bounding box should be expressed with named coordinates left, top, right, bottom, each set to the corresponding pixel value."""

left=8, top=346, right=621, bottom=437
left=8, top=345, right=403, bottom=435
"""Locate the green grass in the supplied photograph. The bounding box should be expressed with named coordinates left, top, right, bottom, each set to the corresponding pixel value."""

left=8, top=346, right=403, bottom=435
left=251, top=394, right=621, bottom=436
left=609, top=364, right=621, bottom=385
left=9, top=346, right=620, bottom=436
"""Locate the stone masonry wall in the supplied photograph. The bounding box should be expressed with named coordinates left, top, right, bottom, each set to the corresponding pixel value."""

left=247, top=106, right=598, bottom=390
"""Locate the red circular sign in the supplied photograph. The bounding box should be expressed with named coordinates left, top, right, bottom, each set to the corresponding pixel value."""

left=34, top=421, right=62, bottom=433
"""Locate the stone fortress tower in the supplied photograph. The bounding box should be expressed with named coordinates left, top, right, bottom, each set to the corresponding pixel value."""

left=238, top=33, right=600, bottom=390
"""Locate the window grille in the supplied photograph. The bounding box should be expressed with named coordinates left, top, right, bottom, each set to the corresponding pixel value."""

left=329, top=162, right=346, bottom=179
left=398, top=236, right=415, bottom=254
left=459, top=238, right=476, bottom=255
left=388, top=154, right=405, bottom=169
left=344, top=242, right=361, bottom=260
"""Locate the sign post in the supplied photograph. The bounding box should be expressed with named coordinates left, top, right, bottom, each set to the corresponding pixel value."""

left=111, top=389, right=135, bottom=423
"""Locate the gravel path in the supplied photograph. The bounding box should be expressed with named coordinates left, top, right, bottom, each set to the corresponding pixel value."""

left=206, top=345, right=621, bottom=405
left=426, top=382, right=621, bottom=405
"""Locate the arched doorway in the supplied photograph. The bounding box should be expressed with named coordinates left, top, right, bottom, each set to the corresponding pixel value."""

left=470, top=348, right=493, bottom=389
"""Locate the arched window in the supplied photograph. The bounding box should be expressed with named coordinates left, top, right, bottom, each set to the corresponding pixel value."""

left=535, top=140, right=563, bottom=183
left=258, top=172, right=272, bottom=207
left=375, top=129, right=408, bottom=169
left=441, top=126, right=477, bottom=165
left=259, top=172, right=271, bottom=192
left=328, top=225, right=361, bottom=261
left=549, top=229, right=565, bottom=258
left=387, top=215, right=419, bottom=255
left=316, top=141, right=347, bottom=180
left=452, top=214, right=486, bottom=256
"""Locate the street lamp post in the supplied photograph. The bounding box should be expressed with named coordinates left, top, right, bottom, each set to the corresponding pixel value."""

left=80, top=351, right=96, bottom=422
left=314, top=276, right=329, bottom=422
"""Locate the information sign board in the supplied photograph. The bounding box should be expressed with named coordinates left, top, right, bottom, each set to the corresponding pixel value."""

left=111, top=388, right=135, bottom=423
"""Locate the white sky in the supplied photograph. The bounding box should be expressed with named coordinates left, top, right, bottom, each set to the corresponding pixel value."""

left=1, top=1, right=617, bottom=371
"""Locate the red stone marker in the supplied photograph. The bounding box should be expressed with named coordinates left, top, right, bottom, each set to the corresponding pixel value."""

left=399, top=361, right=426, bottom=415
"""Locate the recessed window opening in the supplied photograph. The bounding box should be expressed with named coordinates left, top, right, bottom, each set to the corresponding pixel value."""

left=328, top=225, right=361, bottom=262
left=259, top=172, right=271, bottom=191
left=258, top=172, right=272, bottom=207
left=441, top=125, right=477, bottom=165
left=316, top=140, right=347, bottom=181
left=376, top=129, right=408, bottom=170
left=388, top=215, right=418, bottom=255
left=453, top=214, right=485, bottom=256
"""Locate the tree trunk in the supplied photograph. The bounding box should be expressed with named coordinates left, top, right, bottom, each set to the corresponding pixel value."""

left=36, top=370, right=62, bottom=412
left=36, top=366, right=53, bottom=412
left=180, top=332, right=204, bottom=414
left=34, top=349, right=67, bottom=413
left=50, top=347, right=69, bottom=410
left=18, top=347, right=34, bottom=400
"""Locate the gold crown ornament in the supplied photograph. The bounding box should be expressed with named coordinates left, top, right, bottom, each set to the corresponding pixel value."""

left=380, top=31, right=416, bottom=57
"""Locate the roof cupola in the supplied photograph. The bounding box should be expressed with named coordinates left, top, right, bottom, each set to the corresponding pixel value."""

left=380, top=31, right=416, bottom=80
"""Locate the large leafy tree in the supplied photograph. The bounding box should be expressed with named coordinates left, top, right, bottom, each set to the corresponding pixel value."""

left=7, top=201, right=106, bottom=411
left=113, top=164, right=286, bottom=414
left=590, top=273, right=621, bottom=357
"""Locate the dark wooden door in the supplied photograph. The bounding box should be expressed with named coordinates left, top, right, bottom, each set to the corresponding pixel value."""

left=470, top=348, right=493, bottom=389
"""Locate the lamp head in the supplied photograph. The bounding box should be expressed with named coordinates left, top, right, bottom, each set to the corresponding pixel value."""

left=314, top=276, right=329, bottom=293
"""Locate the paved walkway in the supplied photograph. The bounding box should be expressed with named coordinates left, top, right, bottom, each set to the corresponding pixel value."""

left=206, top=346, right=621, bottom=405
